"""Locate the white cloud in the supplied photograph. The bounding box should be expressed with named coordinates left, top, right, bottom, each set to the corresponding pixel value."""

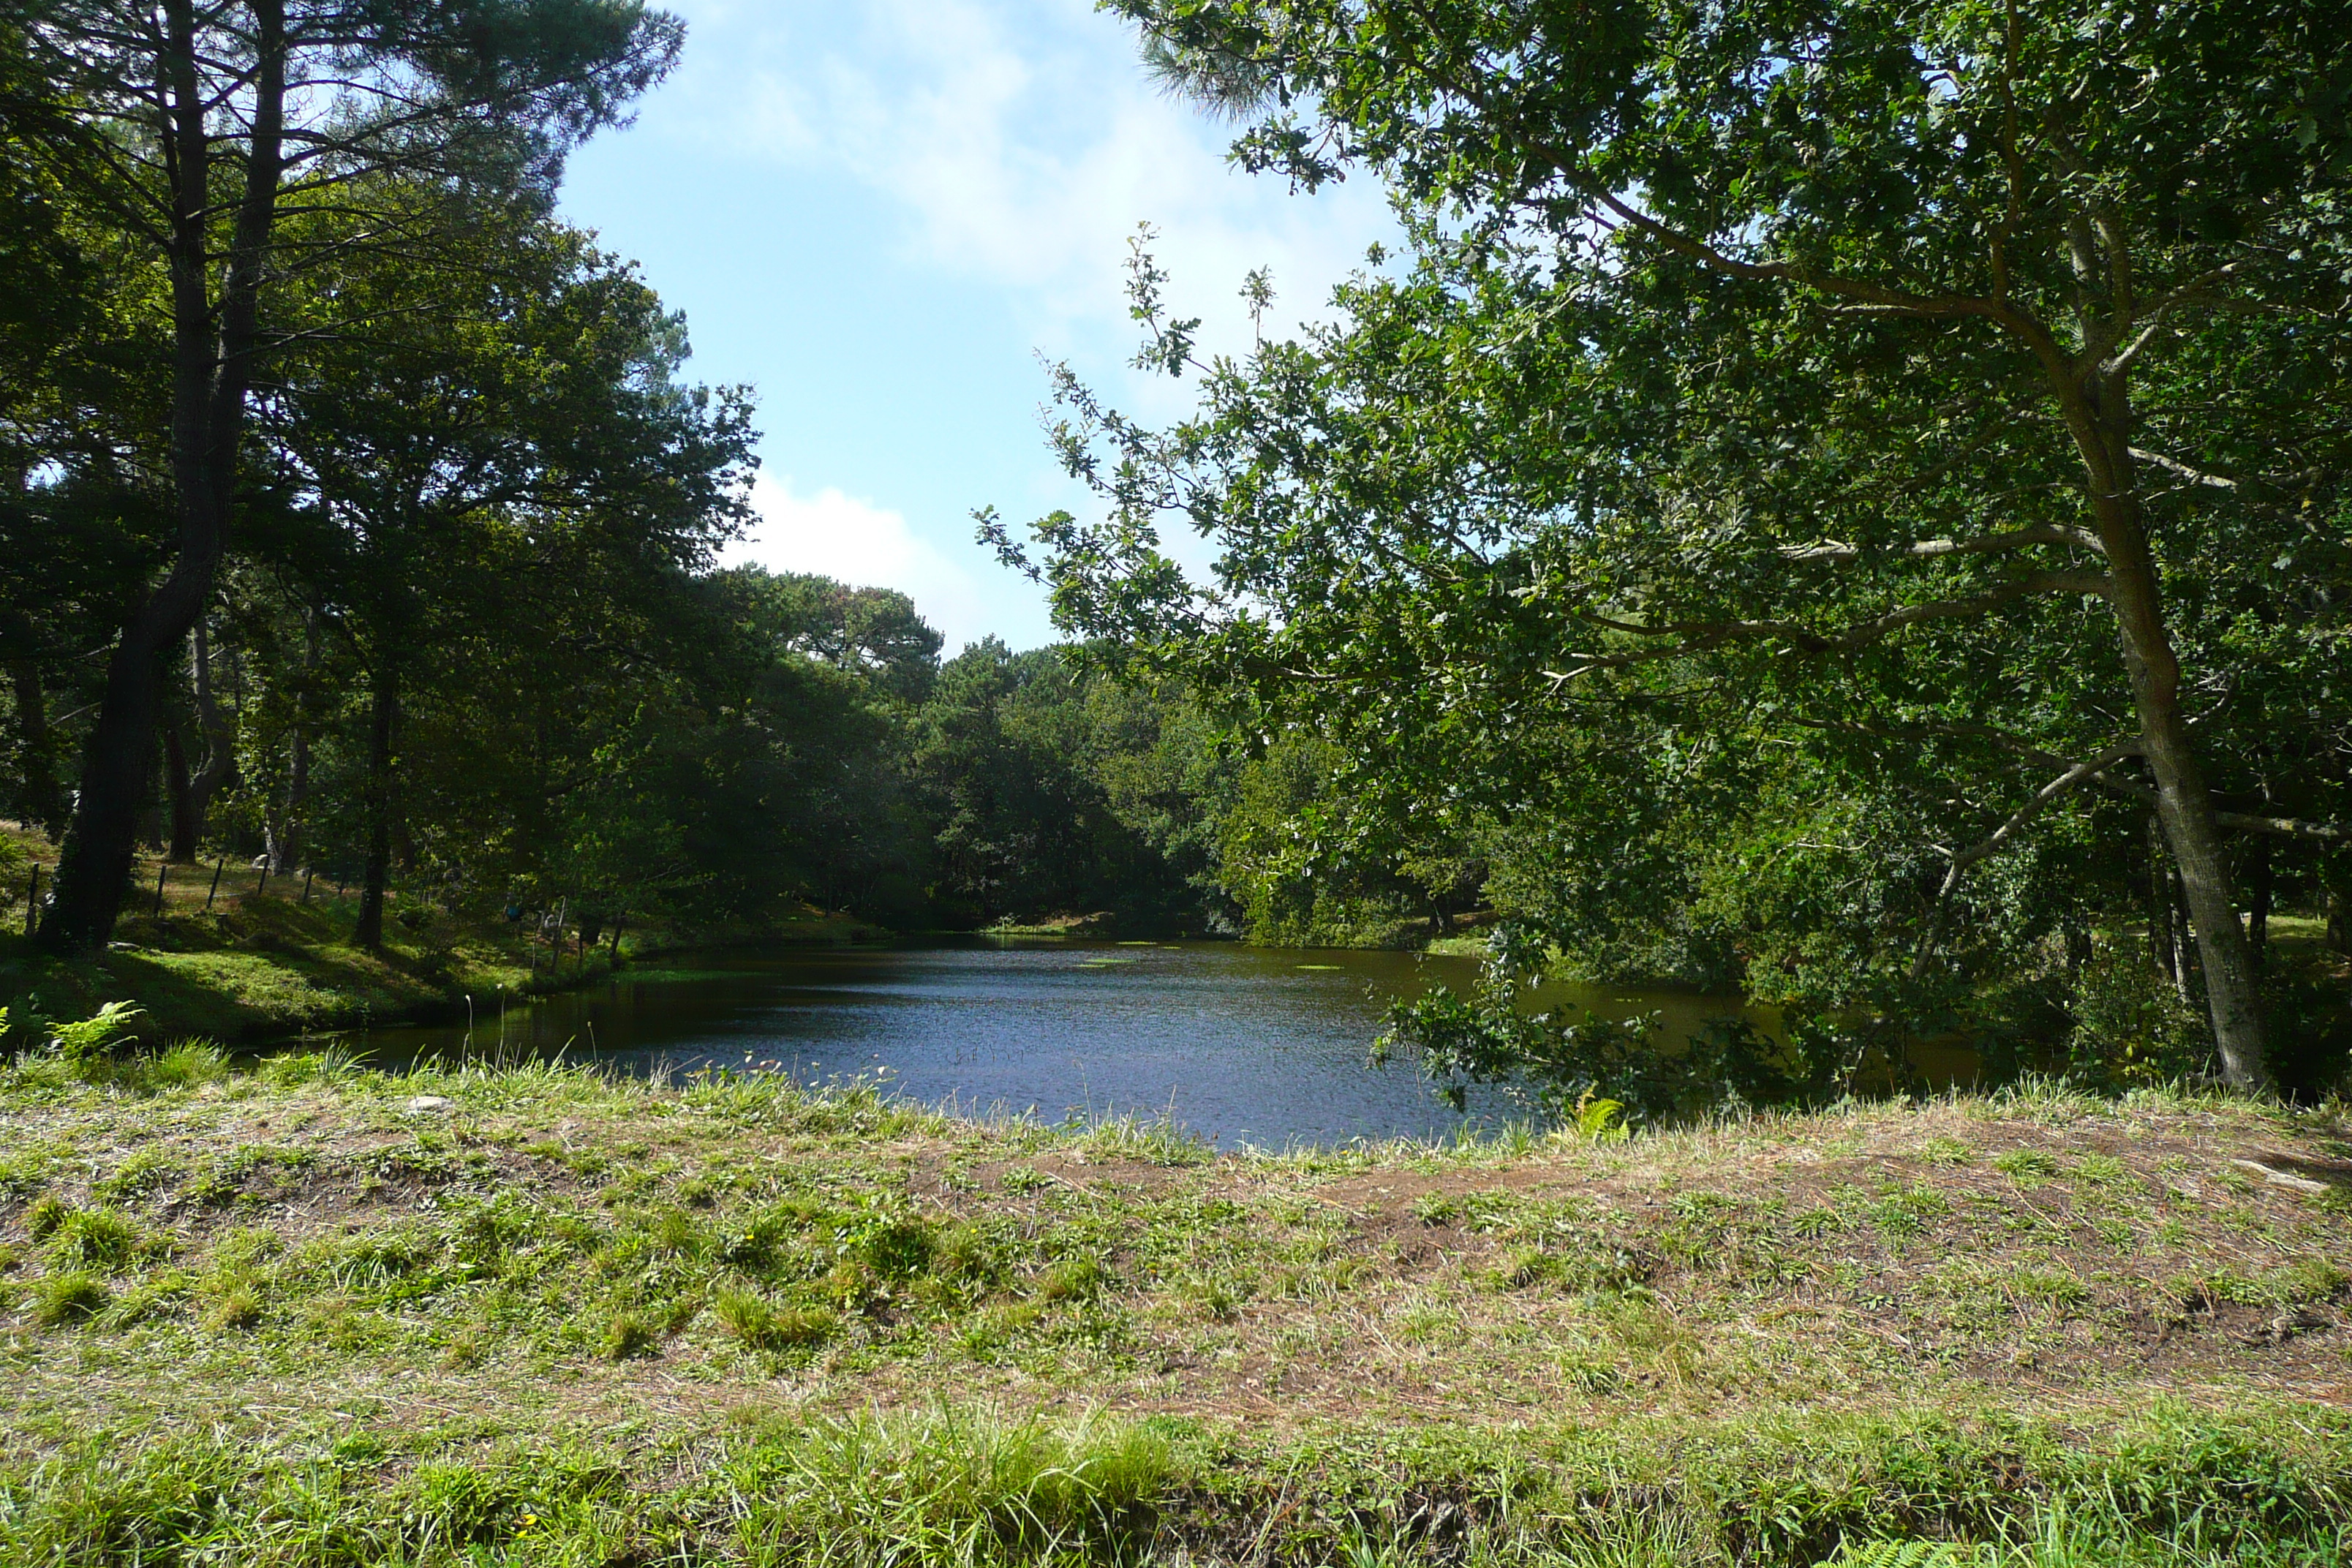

left=672, top=0, right=1397, bottom=387
left=720, top=473, right=1026, bottom=655
left=618, top=0, right=1401, bottom=638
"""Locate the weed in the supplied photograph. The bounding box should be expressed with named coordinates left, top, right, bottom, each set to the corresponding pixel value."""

left=1993, top=1149, right=2061, bottom=1185
left=715, top=1289, right=838, bottom=1352
left=1037, top=1254, right=1106, bottom=1303
left=145, top=1041, right=230, bottom=1090
left=205, top=1283, right=263, bottom=1330
left=25, top=1194, right=68, bottom=1239
left=600, top=1311, right=660, bottom=1360
left=932, top=1222, right=1008, bottom=1288
left=102, top=1271, right=192, bottom=1329
left=1869, top=1183, right=1951, bottom=1240
left=652, top=1207, right=704, bottom=1256
left=2072, top=1153, right=2129, bottom=1188
left=256, top=1046, right=361, bottom=1087
left=2002, top=1267, right=2091, bottom=1308
left=93, top=1147, right=182, bottom=1203
left=34, top=1270, right=108, bottom=1325
left=725, top=1408, right=1177, bottom=1564
left=43, top=1207, right=148, bottom=1273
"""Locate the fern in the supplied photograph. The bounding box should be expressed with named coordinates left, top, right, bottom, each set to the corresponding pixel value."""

left=1830, top=1543, right=1988, bottom=1568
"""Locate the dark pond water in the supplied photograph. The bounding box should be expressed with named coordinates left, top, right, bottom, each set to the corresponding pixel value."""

left=343, top=939, right=1762, bottom=1148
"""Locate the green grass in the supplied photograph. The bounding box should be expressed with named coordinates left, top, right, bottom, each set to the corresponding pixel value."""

left=0, top=1403, right=2346, bottom=1566
left=2, top=1049, right=2348, bottom=1565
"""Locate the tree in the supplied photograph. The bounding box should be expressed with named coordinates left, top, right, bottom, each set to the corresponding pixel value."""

left=1009, top=0, right=2352, bottom=1090
left=254, top=203, right=753, bottom=946
left=11, top=0, right=682, bottom=954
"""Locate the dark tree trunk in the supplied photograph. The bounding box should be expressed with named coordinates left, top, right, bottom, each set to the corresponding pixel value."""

left=186, top=618, right=238, bottom=838
left=353, top=666, right=398, bottom=949
left=32, top=0, right=285, bottom=956
left=163, top=711, right=199, bottom=862
left=2146, top=815, right=2178, bottom=988
left=2247, top=836, right=2272, bottom=976
left=267, top=723, right=309, bottom=874
left=4, top=644, right=65, bottom=839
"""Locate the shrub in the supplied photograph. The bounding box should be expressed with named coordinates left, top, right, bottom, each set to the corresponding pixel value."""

left=2065, top=941, right=2214, bottom=1087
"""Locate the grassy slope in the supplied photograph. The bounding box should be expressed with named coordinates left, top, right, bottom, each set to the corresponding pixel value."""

left=1, top=1055, right=2348, bottom=1564
left=0, top=823, right=876, bottom=1043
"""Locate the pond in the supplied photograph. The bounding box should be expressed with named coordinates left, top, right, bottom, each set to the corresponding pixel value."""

left=344, top=939, right=1763, bottom=1148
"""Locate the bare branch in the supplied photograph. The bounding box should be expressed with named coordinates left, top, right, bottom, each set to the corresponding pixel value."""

left=2127, top=447, right=2238, bottom=491
left=1784, top=527, right=2106, bottom=563
left=1952, top=740, right=2144, bottom=873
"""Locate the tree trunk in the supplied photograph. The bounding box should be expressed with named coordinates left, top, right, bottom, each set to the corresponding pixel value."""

left=267, top=724, right=309, bottom=875
left=4, top=644, right=65, bottom=839
left=33, top=0, right=286, bottom=955
left=2247, top=836, right=2272, bottom=976
left=2146, top=815, right=2177, bottom=987
left=163, top=709, right=199, bottom=862
left=353, top=666, right=398, bottom=950
left=186, top=618, right=239, bottom=837
left=2054, top=353, right=2269, bottom=1089
left=2108, top=561, right=2264, bottom=1088
left=266, top=616, right=316, bottom=874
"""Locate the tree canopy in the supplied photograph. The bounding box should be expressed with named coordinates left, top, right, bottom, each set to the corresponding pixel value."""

left=992, top=0, right=2352, bottom=1095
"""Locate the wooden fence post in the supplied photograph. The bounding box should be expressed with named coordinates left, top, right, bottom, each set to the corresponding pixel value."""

left=153, top=859, right=168, bottom=917
left=205, top=858, right=225, bottom=912
left=23, top=864, right=38, bottom=938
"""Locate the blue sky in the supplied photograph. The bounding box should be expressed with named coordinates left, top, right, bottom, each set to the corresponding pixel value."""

left=556, top=0, right=1398, bottom=654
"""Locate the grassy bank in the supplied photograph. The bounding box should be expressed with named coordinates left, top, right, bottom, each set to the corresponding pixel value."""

left=0, top=824, right=880, bottom=1044
left=1, top=1041, right=2347, bottom=1564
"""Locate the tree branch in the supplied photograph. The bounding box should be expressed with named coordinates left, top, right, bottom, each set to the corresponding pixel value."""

left=1913, top=738, right=2142, bottom=977
left=1783, top=526, right=2106, bottom=563
left=1550, top=570, right=2111, bottom=680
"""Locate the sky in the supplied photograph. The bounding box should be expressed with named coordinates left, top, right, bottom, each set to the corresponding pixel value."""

left=555, top=0, right=1398, bottom=655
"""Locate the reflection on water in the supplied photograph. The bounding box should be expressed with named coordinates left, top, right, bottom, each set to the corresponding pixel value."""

left=342, top=938, right=1761, bottom=1148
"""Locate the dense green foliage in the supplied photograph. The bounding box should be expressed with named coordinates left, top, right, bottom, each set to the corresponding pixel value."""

left=0, top=13, right=1359, bottom=951
left=992, top=0, right=2352, bottom=1107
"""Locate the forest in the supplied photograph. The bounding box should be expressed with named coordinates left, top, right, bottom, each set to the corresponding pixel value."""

left=0, top=3, right=1450, bottom=965
left=5, top=0, right=2352, bottom=1115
